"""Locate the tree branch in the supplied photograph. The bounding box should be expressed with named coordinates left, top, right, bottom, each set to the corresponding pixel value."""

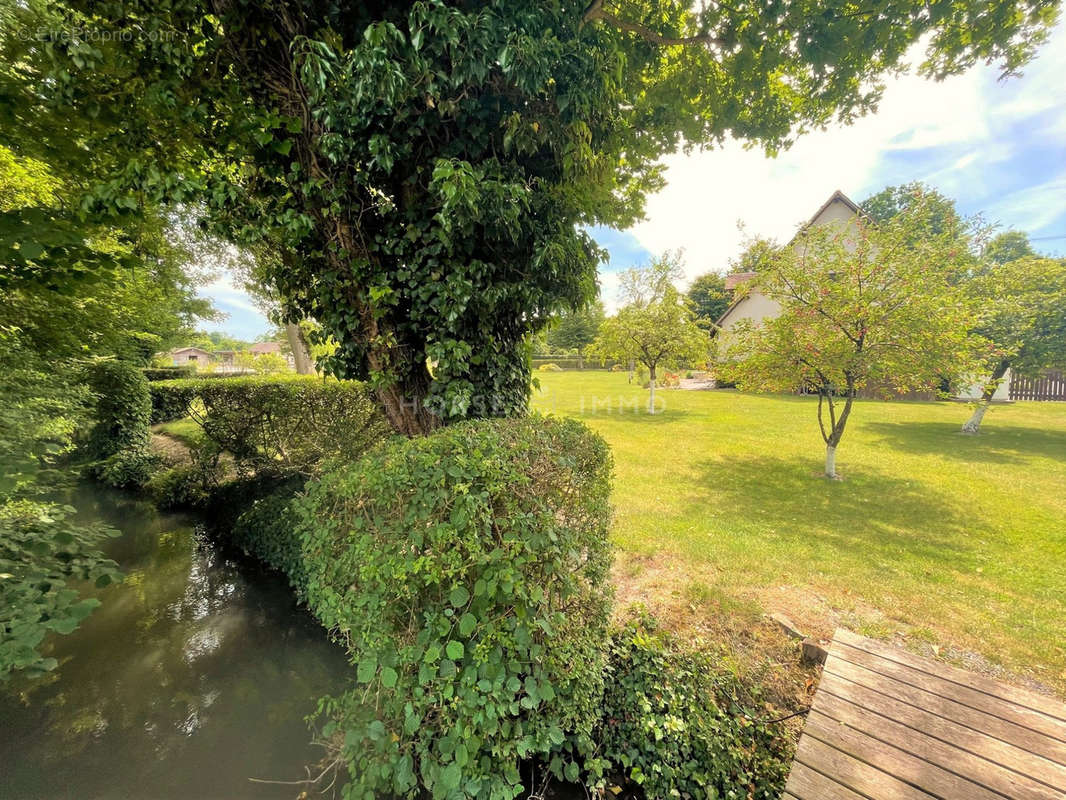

left=582, top=1, right=724, bottom=48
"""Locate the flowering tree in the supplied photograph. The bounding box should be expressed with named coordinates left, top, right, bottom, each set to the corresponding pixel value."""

left=717, top=199, right=982, bottom=478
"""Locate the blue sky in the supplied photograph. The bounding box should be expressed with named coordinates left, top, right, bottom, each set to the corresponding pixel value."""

left=199, top=22, right=1066, bottom=335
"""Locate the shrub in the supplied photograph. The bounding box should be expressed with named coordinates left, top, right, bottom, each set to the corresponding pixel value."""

left=145, top=446, right=225, bottom=509
left=83, top=360, right=155, bottom=487
left=297, top=415, right=614, bottom=799
left=84, top=359, right=151, bottom=460
left=153, top=375, right=387, bottom=474
left=142, top=365, right=196, bottom=382
left=94, top=447, right=160, bottom=489
left=0, top=499, right=122, bottom=680
left=610, top=363, right=626, bottom=372
left=229, top=487, right=307, bottom=590
left=593, top=614, right=790, bottom=799
left=538, top=362, right=563, bottom=371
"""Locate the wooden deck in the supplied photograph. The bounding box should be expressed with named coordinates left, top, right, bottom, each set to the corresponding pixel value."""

left=784, top=629, right=1066, bottom=799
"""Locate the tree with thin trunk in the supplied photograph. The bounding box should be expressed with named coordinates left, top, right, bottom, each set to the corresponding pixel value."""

left=717, top=197, right=982, bottom=478
left=961, top=242, right=1066, bottom=434
left=590, top=259, right=710, bottom=414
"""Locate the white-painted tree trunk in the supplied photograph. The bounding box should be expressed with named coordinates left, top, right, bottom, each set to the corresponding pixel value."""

left=648, top=379, right=656, bottom=414
left=961, top=400, right=990, bottom=434
left=825, top=445, right=837, bottom=479
left=285, top=322, right=314, bottom=375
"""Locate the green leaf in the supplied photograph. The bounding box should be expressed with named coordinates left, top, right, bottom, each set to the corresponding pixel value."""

left=441, top=762, right=462, bottom=791
left=381, top=666, right=398, bottom=688
left=449, top=585, right=470, bottom=608
left=445, top=640, right=464, bottom=661
left=357, top=655, right=378, bottom=683
left=459, top=612, right=477, bottom=636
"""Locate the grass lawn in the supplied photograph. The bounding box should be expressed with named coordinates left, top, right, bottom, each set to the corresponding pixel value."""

left=532, top=371, right=1066, bottom=695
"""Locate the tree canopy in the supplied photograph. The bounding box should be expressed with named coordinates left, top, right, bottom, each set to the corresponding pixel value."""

left=1, top=0, right=1057, bottom=433
left=543, top=301, right=605, bottom=355
left=687, top=272, right=731, bottom=323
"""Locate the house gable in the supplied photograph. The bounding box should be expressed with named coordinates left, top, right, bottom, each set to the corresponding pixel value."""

left=714, top=190, right=861, bottom=333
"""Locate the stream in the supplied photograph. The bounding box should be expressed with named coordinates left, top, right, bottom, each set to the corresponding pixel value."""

left=0, top=485, right=351, bottom=799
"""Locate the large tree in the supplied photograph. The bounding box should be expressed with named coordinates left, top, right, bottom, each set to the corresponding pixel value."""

left=2, top=0, right=1056, bottom=434
left=717, top=198, right=982, bottom=478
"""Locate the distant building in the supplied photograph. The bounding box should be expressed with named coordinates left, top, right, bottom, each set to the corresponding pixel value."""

left=249, top=340, right=295, bottom=368
left=249, top=341, right=282, bottom=356
left=716, top=190, right=861, bottom=336
left=168, top=346, right=213, bottom=366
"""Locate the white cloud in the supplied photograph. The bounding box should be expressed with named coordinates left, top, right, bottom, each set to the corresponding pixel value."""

left=621, top=22, right=1066, bottom=289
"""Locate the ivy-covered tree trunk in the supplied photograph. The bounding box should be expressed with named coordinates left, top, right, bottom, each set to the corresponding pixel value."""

left=962, top=359, right=1011, bottom=435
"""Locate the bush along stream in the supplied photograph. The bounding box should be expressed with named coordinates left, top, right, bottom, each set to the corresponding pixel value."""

left=72, top=364, right=792, bottom=798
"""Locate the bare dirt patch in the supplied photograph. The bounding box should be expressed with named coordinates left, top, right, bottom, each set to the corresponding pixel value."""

left=150, top=431, right=193, bottom=466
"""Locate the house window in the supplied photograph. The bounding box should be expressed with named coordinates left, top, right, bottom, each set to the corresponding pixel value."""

left=188, top=355, right=197, bottom=361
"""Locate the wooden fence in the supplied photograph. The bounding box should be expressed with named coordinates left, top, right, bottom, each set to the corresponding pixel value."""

left=1009, top=369, right=1066, bottom=401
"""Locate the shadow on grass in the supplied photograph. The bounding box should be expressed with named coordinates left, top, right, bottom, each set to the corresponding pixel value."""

left=862, top=420, right=1066, bottom=464
left=690, top=454, right=979, bottom=566
left=575, top=407, right=695, bottom=424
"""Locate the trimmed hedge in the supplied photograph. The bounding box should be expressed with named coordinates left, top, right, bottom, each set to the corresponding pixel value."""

left=148, top=379, right=200, bottom=423
left=296, top=415, right=613, bottom=799
left=85, top=360, right=151, bottom=459
left=142, top=365, right=196, bottom=382
left=149, top=375, right=388, bottom=472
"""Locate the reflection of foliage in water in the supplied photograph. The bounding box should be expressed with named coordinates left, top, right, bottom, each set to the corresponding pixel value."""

left=0, top=488, right=350, bottom=798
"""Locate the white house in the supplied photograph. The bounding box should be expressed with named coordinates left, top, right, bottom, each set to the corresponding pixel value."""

left=716, top=190, right=862, bottom=335
left=714, top=189, right=1011, bottom=401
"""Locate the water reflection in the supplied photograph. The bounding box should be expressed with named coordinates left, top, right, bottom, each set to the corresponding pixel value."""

left=0, top=486, right=350, bottom=799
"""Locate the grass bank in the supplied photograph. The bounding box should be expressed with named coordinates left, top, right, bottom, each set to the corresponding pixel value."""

left=532, top=371, right=1066, bottom=695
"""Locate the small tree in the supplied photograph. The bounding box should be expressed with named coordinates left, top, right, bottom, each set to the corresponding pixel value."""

left=591, top=272, right=710, bottom=414
left=962, top=244, right=1066, bottom=433
left=718, top=199, right=981, bottom=478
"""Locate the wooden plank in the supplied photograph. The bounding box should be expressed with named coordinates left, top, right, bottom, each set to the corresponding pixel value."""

left=834, top=630, right=1066, bottom=723
left=823, top=655, right=1066, bottom=768
left=815, top=677, right=1066, bottom=799
left=795, top=733, right=934, bottom=799
left=805, top=710, right=1009, bottom=799
left=830, top=634, right=1066, bottom=742
left=785, top=761, right=868, bottom=800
